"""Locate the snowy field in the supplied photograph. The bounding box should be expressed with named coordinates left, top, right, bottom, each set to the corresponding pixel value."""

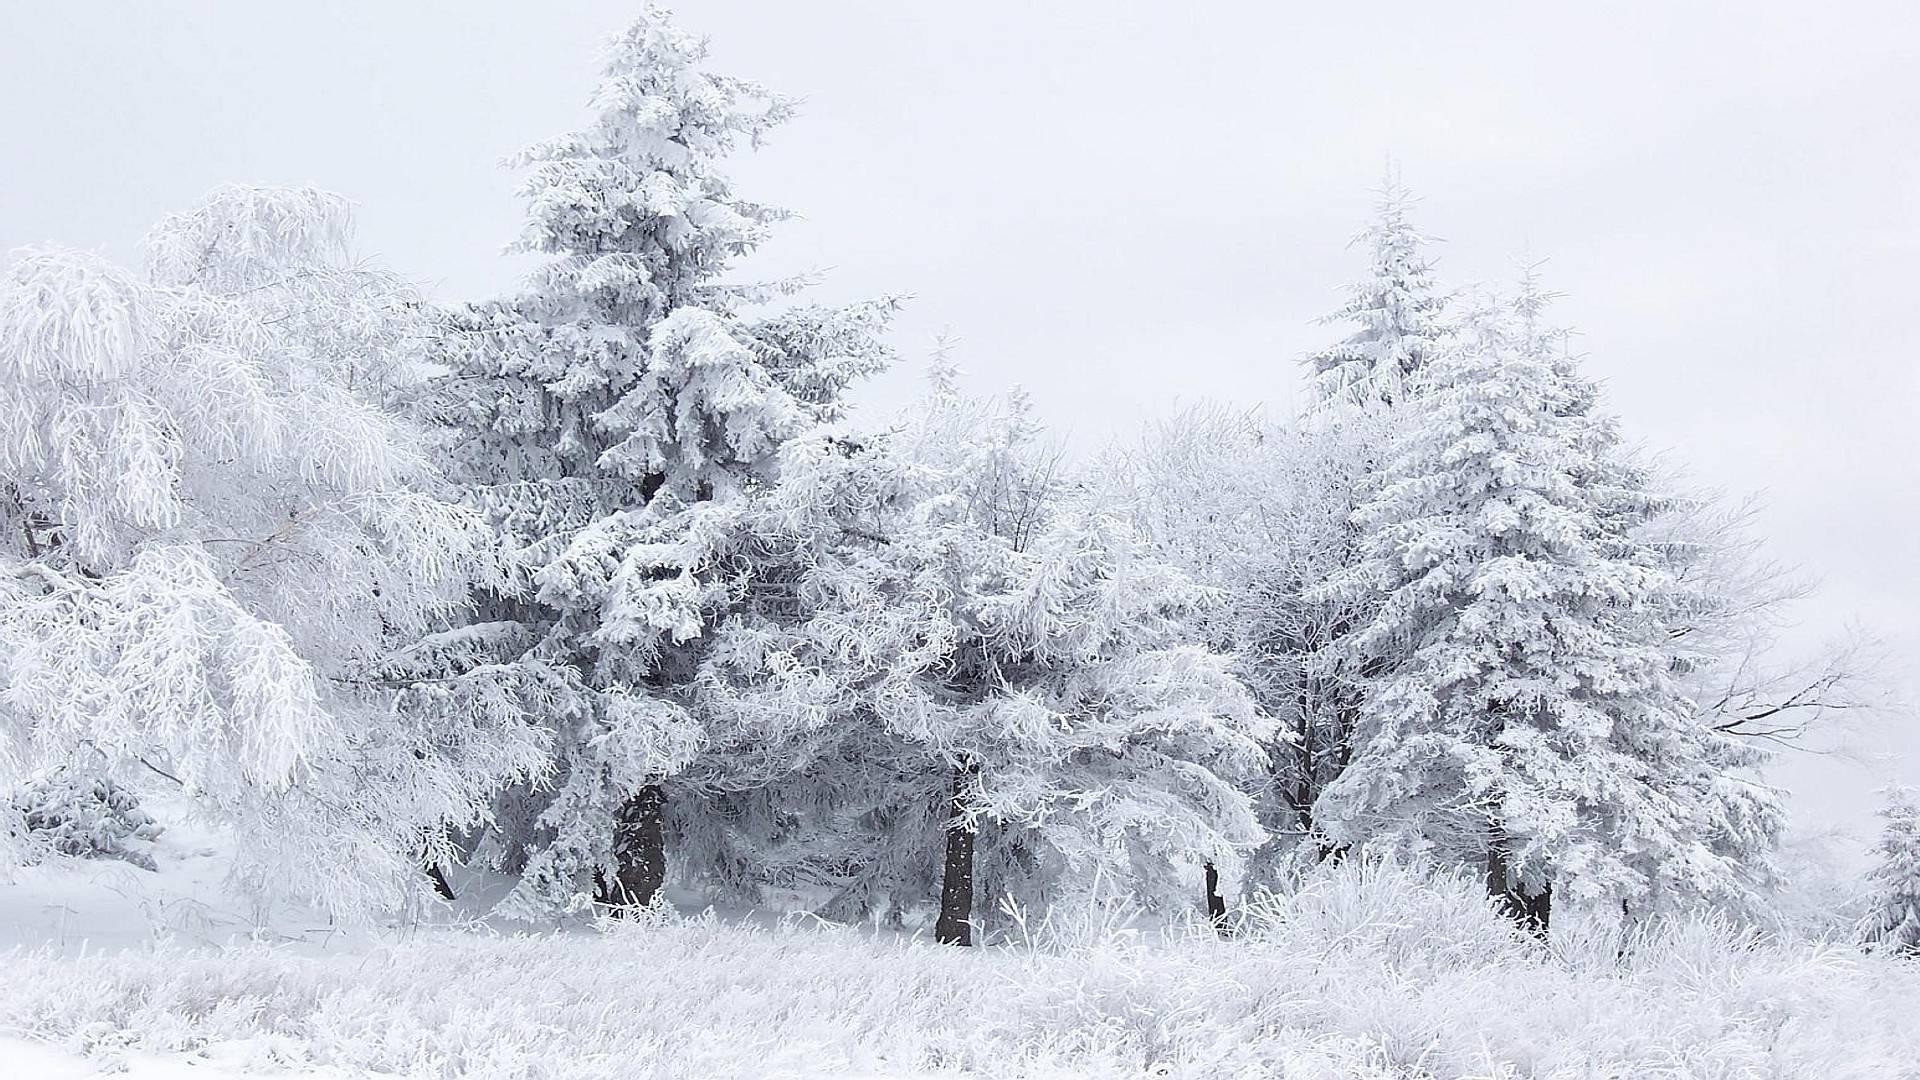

left=5, top=837, right=1918, bottom=1080
left=3, top=3, right=1918, bottom=1078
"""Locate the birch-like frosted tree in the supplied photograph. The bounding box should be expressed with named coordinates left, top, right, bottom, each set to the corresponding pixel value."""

left=1100, top=404, right=1399, bottom=886
left=1313, top=295, right=1780, bottom=930
left=430, top=5, right=895, bottom=914
left=1304, top=174, right=1448, bottom=406
left=1860, top=786, right=1920, bottom=954
left=0, top=186, right=542, bottom=918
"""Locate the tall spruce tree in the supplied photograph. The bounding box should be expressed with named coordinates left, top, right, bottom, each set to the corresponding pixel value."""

left=1304, top=173, right=1447, bottom=406
left=1313, top=296, right=1778, bottom=930
left=432, top=6, right=894, bottom=914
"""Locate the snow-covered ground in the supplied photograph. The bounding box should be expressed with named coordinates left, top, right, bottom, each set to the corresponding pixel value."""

left=5, top=821, right=1918, bottom=1080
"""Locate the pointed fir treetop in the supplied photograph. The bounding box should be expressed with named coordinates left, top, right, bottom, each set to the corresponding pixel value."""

left=1305, top=172, right=1447, bottom=407
left=440, top=4, right=894, bottom=504
left=512, top=3, right=794, bottom=295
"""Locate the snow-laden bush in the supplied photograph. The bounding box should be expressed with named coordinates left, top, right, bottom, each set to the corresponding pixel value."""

left=1239, top=855, right=1532, bottom=973
left=11, top=768, right=163, bottom=871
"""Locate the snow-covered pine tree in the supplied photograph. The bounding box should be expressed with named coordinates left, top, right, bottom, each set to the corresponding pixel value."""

left=1510, top=268, right=1784, bottom=917
left=1303, top=172, right=1448, bottom=406
left=1312, top=295, right=1778, bottom=931
left=0, top=187, right=541, bottom=917
left=430, top=5, right=895, bottom=915
left=1860, top=786, right=1920, bottom=955
left=690, top=371, right=1271, bottom=943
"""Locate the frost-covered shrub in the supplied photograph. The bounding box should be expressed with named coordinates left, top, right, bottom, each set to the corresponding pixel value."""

left=1240, top=855, right=1529, bottom=970
left=12, top=769, right=162, bottom=870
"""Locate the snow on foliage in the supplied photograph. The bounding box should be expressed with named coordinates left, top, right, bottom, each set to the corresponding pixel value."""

left=11, top=766, right=163, bottom=871
left=1100, top=402, right=1400, bottom=888
left=668, top=371, right=1271, bottom=934
left=1313, top=288, right=1782, bottom=918
left=427, top=4, right=896, bottom=914
left=0, top=187, right=542, bottom=918
left=1860, top=786, right=1920, bottom=954
left=1304, top=172, right=1448, bottom=406
left=3, top=858, right=1918, bottom=1079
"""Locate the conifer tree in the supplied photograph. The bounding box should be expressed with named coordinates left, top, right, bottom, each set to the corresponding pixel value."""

left=1313, top=297, right=1777, bottom=929
left=678, top=371, right=1271, bottom=942
left=1304, top=173, right=1448, bottom=406
left=431, top=6, right=894, bottom=914
left=1860, top=786, right=1920, bottom=955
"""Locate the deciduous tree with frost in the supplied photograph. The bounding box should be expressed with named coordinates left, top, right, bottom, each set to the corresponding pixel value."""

left=1100, top=404, right=1400, bottom=887
left=0, top=186, right=542, bottom=917
left=1313, top=292, right=1780, bottom=930
left=428, top=5, right=894, bottom=915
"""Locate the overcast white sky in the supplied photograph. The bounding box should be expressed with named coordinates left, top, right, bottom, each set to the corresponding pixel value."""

left=2, top=1, right=1915, bottom=838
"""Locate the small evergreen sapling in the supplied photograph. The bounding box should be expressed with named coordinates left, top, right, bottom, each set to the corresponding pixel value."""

left=1860, top=786, right=1920, bottom=955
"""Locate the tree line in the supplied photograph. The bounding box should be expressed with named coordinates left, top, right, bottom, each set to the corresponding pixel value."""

left=1, top=5, right=1908, bottom=951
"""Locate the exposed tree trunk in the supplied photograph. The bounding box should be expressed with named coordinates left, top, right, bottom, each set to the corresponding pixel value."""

left=934, top=765, right=978, bottom=947
left=1485, top=842, right=1551, bottom=937
left=425, top=863, right=457, bottom=901
left=1203, top=861, right=1228, bottom=933
left=598, top=784, right=667, bottom=913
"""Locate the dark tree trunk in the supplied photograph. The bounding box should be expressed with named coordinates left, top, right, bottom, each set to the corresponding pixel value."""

left=934, top=765, right=978, bottom=947
left=1485, top=843, right=1551, bottom=937
left=1203, top=861, right=1228, bottom=933
left=425, top=863, right=457, bottom=901
left=598, top=784, right=667, bottom=913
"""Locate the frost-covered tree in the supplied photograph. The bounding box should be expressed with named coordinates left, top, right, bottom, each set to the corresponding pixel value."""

left=1860, top=786, right=1920, bottom=955
left=1100, top=405, right=1400, bottom=886
left=430, top=6, right=894, bottom=914
left=677, top=370, right=1271, bottom=943
left=1313, top=296, right=1779, bottom=930
left=0, top=186, right=542, bottom=917
left=1107, top=185, right=1451, bottom=879
left=1304, top=174, right=1448, bottom=405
